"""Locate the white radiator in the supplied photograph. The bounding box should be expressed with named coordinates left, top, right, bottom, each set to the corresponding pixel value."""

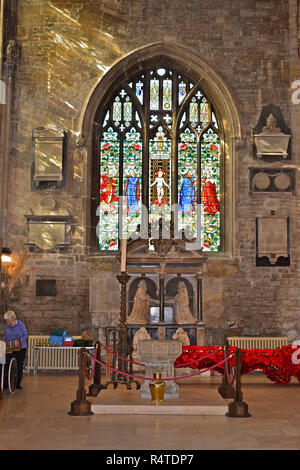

left=26, top=335, right=82, bottom=371
left=227, top=336, right=289, bottom=349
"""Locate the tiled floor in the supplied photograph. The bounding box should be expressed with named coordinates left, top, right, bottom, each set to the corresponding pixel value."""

left=1, top=372, right=300, bottom=450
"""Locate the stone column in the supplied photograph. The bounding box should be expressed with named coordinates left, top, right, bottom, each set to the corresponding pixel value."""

left=159, top=274, right=164, bottom=322
left=0, top=1, right=19, bottom=248
left=138, top=339, right=182, bottom=400
left=0, top=236, right=2, bottom=314
left=196, top=274, right=202, bottom=322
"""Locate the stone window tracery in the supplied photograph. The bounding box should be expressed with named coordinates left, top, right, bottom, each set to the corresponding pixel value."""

left=97, top=66, right=223, bottom=252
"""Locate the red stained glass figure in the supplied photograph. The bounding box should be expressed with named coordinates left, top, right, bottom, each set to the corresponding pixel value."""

left=100, top=173, right=118, bottom=205
left=201, top=173, right=219, bottom=215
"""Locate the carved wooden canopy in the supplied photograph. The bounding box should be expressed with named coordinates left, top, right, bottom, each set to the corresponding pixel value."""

left=119, top=219, right=207, bottom=275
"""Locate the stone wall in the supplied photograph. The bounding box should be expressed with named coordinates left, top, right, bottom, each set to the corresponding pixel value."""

left=1, top=0, right=300, bottom=343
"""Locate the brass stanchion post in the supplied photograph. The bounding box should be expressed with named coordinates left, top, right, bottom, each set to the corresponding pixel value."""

left=68, top=348, right=94, bottom=416
left=87, top=341, right=105, bottom=397
left=116, top=272, right=140, bottom=390
left=218, top=340, right=234, bottom=399
left=226, top=349, right=251, bottom=418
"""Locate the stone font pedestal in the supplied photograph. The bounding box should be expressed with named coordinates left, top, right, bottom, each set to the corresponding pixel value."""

left=138, top=339, right=182, bottom=400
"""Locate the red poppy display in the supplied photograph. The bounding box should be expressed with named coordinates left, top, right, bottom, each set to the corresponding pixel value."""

left=174, top=345, right=300, bottom=385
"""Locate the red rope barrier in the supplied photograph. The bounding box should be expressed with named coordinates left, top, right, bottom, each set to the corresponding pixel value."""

left=225, top=350, right=236, bottom=385
left=84, top=351, right=234, bottom=382
left=100, top=343, right=145, bottom=367
left=84, top=348, right=97, bottom=380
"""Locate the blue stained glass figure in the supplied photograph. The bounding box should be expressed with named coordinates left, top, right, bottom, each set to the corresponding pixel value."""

left=124, top=171, right=140, bottom=214
left=179, top=169, right=196, bottom=214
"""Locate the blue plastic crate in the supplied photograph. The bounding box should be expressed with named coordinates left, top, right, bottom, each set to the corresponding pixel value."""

left=49, top=334, right=66, bottom=347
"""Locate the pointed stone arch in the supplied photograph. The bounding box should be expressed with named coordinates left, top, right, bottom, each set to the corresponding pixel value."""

left=80, top=42, right=242, bottom=256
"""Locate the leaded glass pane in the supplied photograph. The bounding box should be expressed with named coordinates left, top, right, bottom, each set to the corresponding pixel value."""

left=200, top=97, right=210, bottom=127
left=123, top=96, right=132, bottom=126
left=179, top=112, right=186, bottom=129
left=149, top=127, right=171, bottom=225
left=212, top=111, right=218, bottom=129
left=136, top=80, right=143, bottom=104
left=189, top=97, right=198, bottom=127
left=135, top=111, right=142, bottom=128
left=163, top=78, right=172, bottom=110
left=99, top=128, right=120, bottom=250
left=178, top=129, right=198, bottom=240
left=103, top=110, right=109, bottom=128
left=150, top=78, right=159, bottom=110
left=157, top=68, right=166, bottom=76
left=178, top=81, right=186, bottom=105
left=149, top=126, right=171, bottom=160
left=122, top=128, right=142, bottom=238
left=112, top=96, right=122, bottom=125
left=201, top=129, right=221, bottom=251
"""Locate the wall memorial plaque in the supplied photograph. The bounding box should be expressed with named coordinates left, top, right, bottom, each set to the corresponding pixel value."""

left=31, top=127, right=67, bottom=191
left=256, top=216, right=289, bottom=266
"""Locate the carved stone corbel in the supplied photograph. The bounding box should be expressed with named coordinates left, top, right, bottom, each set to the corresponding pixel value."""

left=233, top=135, right=247, bottom=149
left=76, top=134, right=88, bottom=149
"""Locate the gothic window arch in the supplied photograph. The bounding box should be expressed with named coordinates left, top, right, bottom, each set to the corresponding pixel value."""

left=97, top=64, right=224, bottom=252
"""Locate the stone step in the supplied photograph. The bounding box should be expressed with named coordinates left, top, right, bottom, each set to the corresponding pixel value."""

left=92, top=403, right=228, bottom=416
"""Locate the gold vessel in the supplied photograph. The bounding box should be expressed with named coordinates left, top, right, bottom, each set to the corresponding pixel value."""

left=149, top=371, right=166, bottom=405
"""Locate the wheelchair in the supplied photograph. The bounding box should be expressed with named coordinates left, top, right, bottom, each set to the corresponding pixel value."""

left=0, top=339, right=19, bottom=394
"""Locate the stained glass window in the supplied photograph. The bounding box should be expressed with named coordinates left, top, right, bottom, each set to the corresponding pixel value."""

left=99, top=128, right=120, bottom=250
left=98, top=66, right=223, bottom=252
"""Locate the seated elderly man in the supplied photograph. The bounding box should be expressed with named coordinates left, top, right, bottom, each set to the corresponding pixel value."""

left=3, top=310, right=28, bottom=389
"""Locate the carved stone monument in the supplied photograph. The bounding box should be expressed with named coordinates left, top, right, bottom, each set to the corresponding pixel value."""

left=132, top=327, right=151, bottom=371
left=122, top=218, right=207, bottom=347
left=173, top=281, right=197, bottom=324
left=128, top=280, right=150, bottom=324
left=172, top=327, right=190, bottom=346
left=254, top=113, right=291, bottom=159
left=138, top=339, right=182, bottom=400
